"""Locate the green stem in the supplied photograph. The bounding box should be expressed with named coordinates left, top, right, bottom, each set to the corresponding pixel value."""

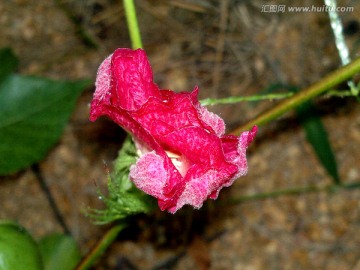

left=75, top=223, right=125, bottom=270
left=200, top=87, right=358, bottom=106
left=232, top=57, right=360, bottom=134
left=228, top=182, right=360, bottom=205
left=325, top=89, right=354, bottom=97
left=123, top=0, right=143, bottom=49
left=200, top=92, right=294, bottom=106
left=200, top=89, right=356, bottom=107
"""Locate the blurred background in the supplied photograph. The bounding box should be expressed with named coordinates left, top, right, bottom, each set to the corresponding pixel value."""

left=1, top=0, right=360, bottom=269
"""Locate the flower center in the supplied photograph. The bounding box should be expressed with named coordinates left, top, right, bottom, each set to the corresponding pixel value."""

left=134, top=138, right=189, bottom=177
left=165, top=150, right=188, bottom=177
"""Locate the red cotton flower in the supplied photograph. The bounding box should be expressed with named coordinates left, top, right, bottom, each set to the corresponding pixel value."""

left=90, top=48, right=257, bottom=213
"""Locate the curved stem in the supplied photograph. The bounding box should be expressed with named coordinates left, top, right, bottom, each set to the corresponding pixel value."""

left=75, top=223, right=126, bottom=270
left=123, top=0, right=143, bottom=49
left=231, top=57, right=360, bottom=134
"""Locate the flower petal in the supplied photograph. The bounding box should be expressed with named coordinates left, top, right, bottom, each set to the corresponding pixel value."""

left=199, top=106, right=225, bottom=136
left=111, top=48, right=160, bottom=111
left=90, top=48, right=161, bottom=118
left=130, top=151, right=168, bottom=199
left=170, top=168, right=230, bottom=213
left=90, top=54, right=113, bottom=121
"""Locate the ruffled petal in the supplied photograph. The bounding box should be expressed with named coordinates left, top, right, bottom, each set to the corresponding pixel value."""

left=110, top=48, right=161, bottom=111
left=90, top=54, right=113, bottom=121
left=129, top=151, right=168, bottom=199
left=199, top=106, right=225, bottom=136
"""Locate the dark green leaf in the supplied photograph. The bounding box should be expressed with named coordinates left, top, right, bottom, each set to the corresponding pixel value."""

left=296, top=102, right=340, bottom=184
left=0, top=48, right=19, bottom=82
left=0, top=74, right=90, bottom=175
left=38, top=234, right=81, bottom=270
left=0, top=221, right=42, bottom=270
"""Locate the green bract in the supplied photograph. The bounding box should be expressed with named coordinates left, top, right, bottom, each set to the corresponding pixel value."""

left=86, top=136, right=156, bottom=224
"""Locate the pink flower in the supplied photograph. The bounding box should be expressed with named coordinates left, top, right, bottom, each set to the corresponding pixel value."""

left=90, top=48, right=257, bottom=213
